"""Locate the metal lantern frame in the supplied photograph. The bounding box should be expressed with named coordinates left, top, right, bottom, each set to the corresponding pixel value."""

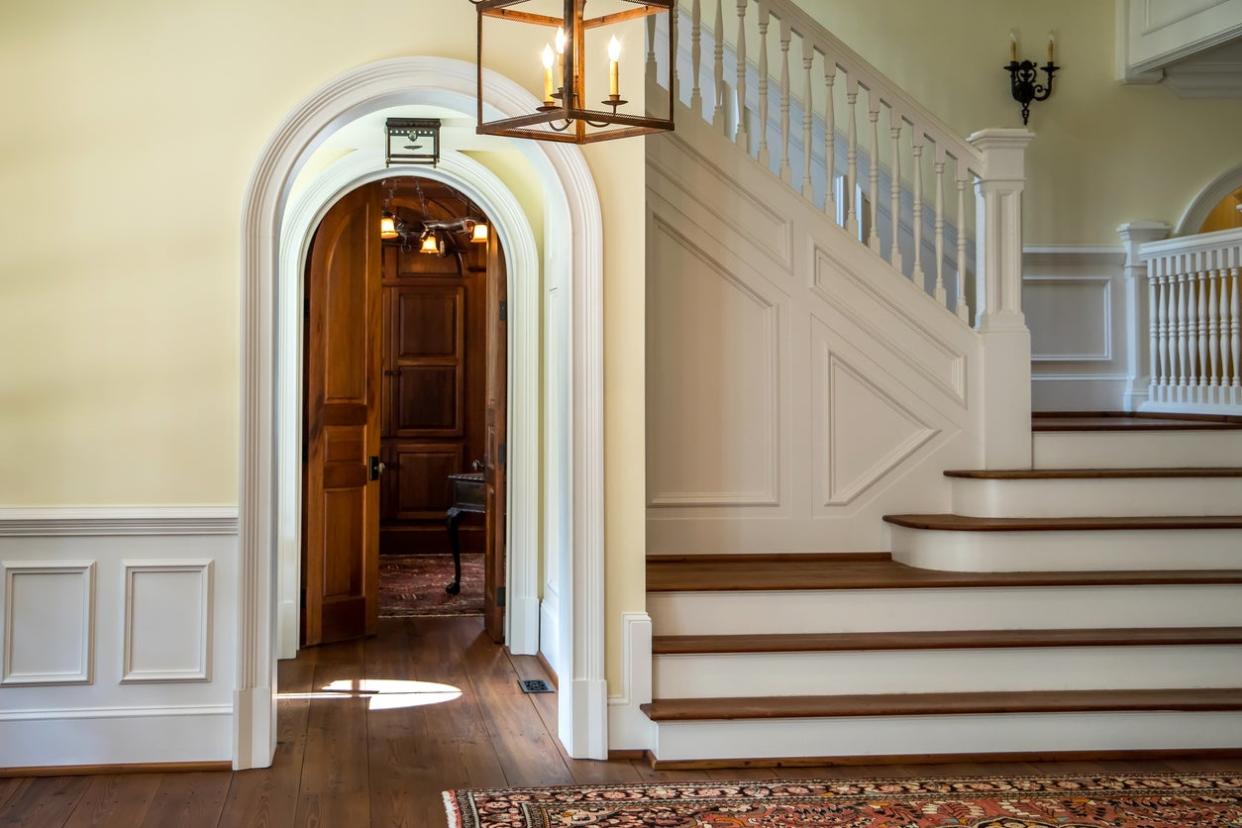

left=386, top=118, right=442, bottom=166
left=473, top=0, right=675, bottom=143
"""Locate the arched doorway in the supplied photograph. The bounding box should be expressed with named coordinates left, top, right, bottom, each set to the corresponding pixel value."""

left=237, top=56, right=607, bottom=770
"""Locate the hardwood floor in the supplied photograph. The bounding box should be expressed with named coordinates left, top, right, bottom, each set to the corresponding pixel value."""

left=2, top=615, right=1241, bottom=827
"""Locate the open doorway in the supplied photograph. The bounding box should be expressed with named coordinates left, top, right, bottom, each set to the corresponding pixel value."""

left=300, top=176, right=507, bottom=648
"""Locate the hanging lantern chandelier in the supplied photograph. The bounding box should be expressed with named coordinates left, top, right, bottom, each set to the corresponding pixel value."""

left=472, top=0, right=675, bottom=143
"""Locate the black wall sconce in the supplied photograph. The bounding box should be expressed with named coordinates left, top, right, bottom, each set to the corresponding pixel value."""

left=1006, top=32, right=1058, bottom=125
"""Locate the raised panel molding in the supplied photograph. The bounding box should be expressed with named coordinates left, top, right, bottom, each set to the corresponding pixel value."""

left=1, top=561, right=95, bottom=686
left=122, top=560, right=213, bottom=683
left=646, top=215, right=782, bottom=508
left=811, top=245, right=967, bottom=406
left=1023, top=275, right=1113, bottom=362
left=817, top=349, right=940, bottom=507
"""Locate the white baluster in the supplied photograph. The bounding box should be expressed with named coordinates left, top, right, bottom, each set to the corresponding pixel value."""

left=911, top=133, right=924, bottom=286
left=1177, top=267, right=1189, bottom=391
left=1152, top=260, right=1165, bottom=391
left=1195, top=258, right=1207, bottom=389
left=713, top=0, right=726, bottom=132
left=889, top=109, right=903, bottom=273
left=845, top=79, right=859, bottom=236
left=690, top=0, right=703, bottom=116
left=867, top=94, right=881, bottom=252
left=1209, top=261, right=1221, bottom=385
left=1232, top=264, right=1241, bottom=388
left=955, top=169, right=968, bottom=321
left=933, top=147, right=946, bottom=306
left=1162, top=262, right=1174, bottom=400
left=735, top=0, right=749, bottom=151
left=1219, top=262, right=1231, bottom=391
left=756, top=3, right=770, bottom=166
left=779, top=20, right=792, bottom=183
left=801, top=34, right=814, bottom=200
left=823, top=58, right=836, bottom=221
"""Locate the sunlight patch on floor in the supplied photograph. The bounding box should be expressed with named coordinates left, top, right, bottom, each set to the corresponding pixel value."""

left=277, top=678, right=462, bottom=710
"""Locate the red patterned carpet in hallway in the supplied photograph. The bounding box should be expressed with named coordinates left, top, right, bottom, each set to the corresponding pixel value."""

left=380, top=553, right=484, bottom=617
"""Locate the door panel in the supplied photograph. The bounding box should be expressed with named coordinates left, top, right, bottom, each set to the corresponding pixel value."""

left=303, top=184, right=381, bottom=646
left=389, top=442, right=463, bottom=521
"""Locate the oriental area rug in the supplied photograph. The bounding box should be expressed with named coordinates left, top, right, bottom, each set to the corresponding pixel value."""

left=379, top=553, right=484, bottom=617
left=444, top=772, right=1242, bottom=827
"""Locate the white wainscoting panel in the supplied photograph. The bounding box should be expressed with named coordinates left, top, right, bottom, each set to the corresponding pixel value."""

left=1, top=561, right=94, bottom=686
left=123, top=560, right=213, bottom=683
left=0, top=509, right=236, bottom=769
left=646, top=112, right=980, bottom=554
left=1024, top=248, right=1129, bottom=411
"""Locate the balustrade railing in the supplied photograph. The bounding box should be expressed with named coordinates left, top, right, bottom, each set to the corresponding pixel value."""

left=654, top=0, right=1033, bottom=328
left=1141, top=228, right=1242, bottom=411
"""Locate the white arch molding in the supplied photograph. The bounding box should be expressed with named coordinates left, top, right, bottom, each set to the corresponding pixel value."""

left=1176, top=162, right=1242, bottom=235
left=275, top=152, right=543, bottom=663
left=238, top=56, right=608, bottom=769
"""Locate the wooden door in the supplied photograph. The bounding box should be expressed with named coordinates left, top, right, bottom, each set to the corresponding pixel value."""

left=483, top=232, right=508, bottom=642
left=303, top=184, right=382, bottom=646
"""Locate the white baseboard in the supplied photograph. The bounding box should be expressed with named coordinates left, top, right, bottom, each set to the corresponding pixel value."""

left=539, top=597, right=560, bottom=677
left=608, top=612, right=655, bottom=752
left=508, top=595, right=540, bottom=656
left=1032, top=374, right=1131, bottom=411
left=278, top=598, right=299, bottom=661
left=0, top=705, right=232, bottom=768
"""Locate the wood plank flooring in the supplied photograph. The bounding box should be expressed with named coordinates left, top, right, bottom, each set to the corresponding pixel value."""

left=2, top=616, right=1241, bottom=827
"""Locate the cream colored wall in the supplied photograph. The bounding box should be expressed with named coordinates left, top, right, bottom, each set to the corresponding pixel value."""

left=796, top=0, right=1242, bottom=244
left=0, top=1, right=647, bottom=686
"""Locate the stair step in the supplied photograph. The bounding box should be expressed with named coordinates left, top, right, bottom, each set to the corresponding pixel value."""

left=945, top=467, right=1242, bottom=479
left=1033, top=413, right=1242, bottom=432
left=653, top=627, right=1242, bottom=654
left=884, top=514, right=1242, bottom=531
left=641, top=688, right=1242, bottom=722
left=646, top=554, right=1242, bottom=592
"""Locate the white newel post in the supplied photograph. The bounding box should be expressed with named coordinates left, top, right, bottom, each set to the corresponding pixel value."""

left=1117, top=221, right=1172, bottom=411
left=969, top=128, right=1034, bottom=469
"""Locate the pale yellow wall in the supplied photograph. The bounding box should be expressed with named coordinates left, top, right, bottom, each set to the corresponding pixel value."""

left=797, top=0, right=1242, bottom=244
left=0, top=1, right=647, bottom=685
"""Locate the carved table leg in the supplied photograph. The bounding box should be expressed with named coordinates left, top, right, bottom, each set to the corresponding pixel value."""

left=445, top=506, right=463, bottom=595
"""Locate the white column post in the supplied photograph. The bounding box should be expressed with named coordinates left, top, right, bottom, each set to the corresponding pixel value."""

left=1117, top=221, right=1171, bottom=412
left=968, top=128, right=1034, bottom=469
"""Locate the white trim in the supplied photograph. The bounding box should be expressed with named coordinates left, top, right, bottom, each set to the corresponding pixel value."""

left=607, top=612, right=655, bottom=752
left=0, top=704, right=233, bottom=723
left=238, top=56, right=607, bottom=768
left=1, top=560, right=96, bottom=686
left=1175, top=164, right=1242, bottom=236
left=0, top=507, right=238, bottom=537
left=276, top=150, right=542, bottom=661
left=121, top=560, right=213, bottom=683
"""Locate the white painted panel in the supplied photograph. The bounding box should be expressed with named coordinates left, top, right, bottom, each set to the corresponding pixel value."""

left=950, top=474, right=1242, bottom=518
left=123, top=561, right=212, bottom=683
left=1024, top=276, right=1111, bottom=361
left=1033, top=430, right=1242, bottom=469
left=0, top=706, right=232, bottom=767
left=655, top=645, right=1242, bottom=697
left=1, top=561, right=94, bottom=686
left=652, top=711, right=1242, bottom=762
left=646, top=215, right=782, bottom=508
left=649, top=584, right=1242, bottom=636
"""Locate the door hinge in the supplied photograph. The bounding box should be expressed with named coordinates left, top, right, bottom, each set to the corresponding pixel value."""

left=499, top=299, right=507, bottom=322
left=496, top=586, right=506, bottom=608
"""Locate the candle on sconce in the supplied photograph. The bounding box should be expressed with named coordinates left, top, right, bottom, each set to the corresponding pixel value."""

left=1009, top=31, right=1018, bottom=62
left=608, top=36, right=621, bottom=98
left=1047, top=32, right=1056, bottom=63
left=555, top=26, right=567, bottom=88
left=541, top=45, right=555, bottom=104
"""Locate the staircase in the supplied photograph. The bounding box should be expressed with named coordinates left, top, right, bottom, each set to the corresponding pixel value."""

left=641, top=415, right=1242, bottom=766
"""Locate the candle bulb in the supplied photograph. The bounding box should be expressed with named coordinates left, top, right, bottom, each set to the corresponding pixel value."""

left=608, top=35, right=621, bottom=98
left=1047, top=32, right=1055, bottom=63
left=1009, top=31, right=1018, bottom=63
left=555, top=26, right=566, bottom=92
left=541, top=45, right=554, bottom=104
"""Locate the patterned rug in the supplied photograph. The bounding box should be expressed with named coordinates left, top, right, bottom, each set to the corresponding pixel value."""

left=380, top=553, right=484, bottom=617
left=443, top=772, right=1242, bottom=827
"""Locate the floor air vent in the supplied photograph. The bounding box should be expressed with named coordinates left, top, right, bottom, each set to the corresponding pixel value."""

left=519, top=679, right=553, bottom=694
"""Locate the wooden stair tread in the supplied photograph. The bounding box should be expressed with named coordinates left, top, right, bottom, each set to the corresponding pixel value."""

left=884, top=514, right=1242, bottom=531
left=646, top=555, right=1242, bottom=592
left=944, top=467, right=1242, bottom=480
left=641, top=688, right=1242, bottom=721
left=1032, top=414, right=1242, bottom=432
left=653, top=627, right=1242, bottom=654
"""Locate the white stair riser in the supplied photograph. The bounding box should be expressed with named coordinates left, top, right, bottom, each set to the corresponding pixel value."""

left=648, top=585, right=1242, bottom=636
left=1033, top=430, right=1242, bottom=469
left=650, top=711, right=1242, bottom=762
left=654, top=646, right=1242, bottom=698
left=889, top=526, right=1242, bottom=571
left=950, top=476, right=1242, bottom=518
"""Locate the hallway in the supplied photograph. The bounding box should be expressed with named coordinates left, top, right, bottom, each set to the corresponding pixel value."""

left=2, top=617, right=1240, bottom=826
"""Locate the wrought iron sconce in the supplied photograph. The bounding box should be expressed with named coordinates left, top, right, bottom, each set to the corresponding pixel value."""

left=386, top=118, right=441, bottom=167
left=1005, top=32, right=1058, bottom=126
